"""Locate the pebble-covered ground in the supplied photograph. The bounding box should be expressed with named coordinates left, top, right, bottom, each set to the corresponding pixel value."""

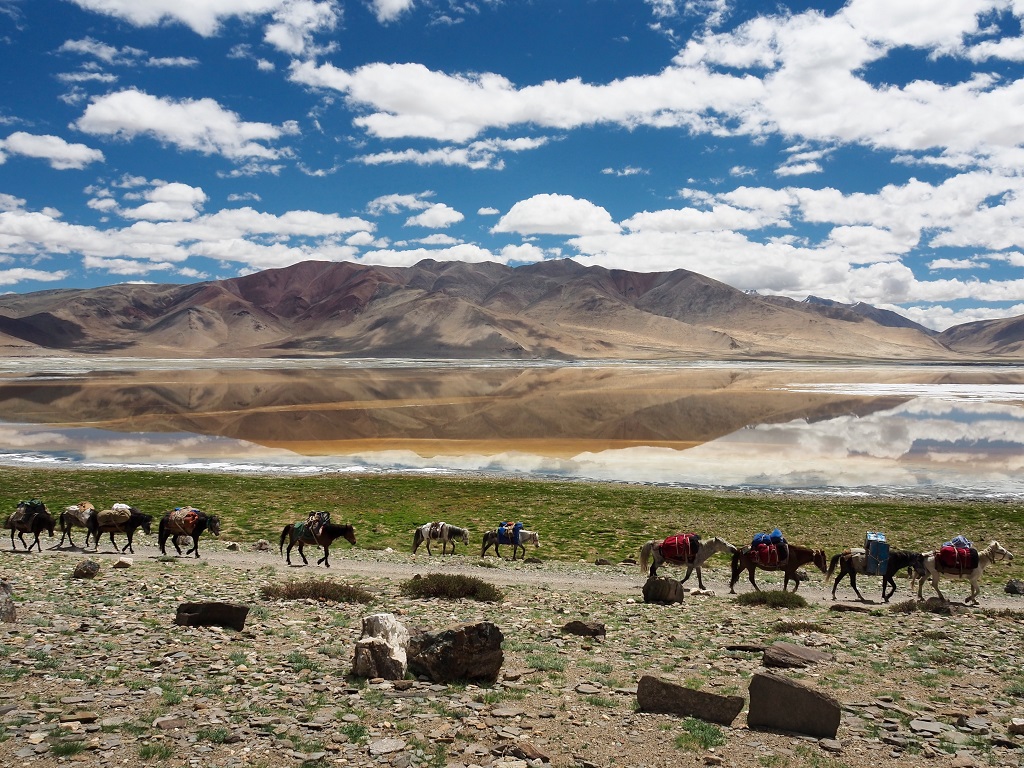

left=1, top=540, right=1023, bottom=768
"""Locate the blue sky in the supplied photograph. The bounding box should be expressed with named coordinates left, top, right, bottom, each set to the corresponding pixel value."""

left=2, top=0, right=1024, bottom=330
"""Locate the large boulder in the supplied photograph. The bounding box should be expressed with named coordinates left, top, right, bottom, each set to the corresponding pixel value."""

left=407, top=622, right=504, bottom=683
left=747, top=672, right=841, bottom=738
left=352, top=613, right=410, bottom=680
left=642, top=575, right=685, bottom=604
left=636, top=675, right=744, bottom=725
left=174, top=602, right=249, bottom=631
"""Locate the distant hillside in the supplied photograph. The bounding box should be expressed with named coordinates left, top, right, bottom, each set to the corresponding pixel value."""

left=0, top=259, right=1018, bottom=360
left=938, top=314, right=1024, bottom=356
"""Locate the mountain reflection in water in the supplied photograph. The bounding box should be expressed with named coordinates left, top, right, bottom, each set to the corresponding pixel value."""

left=0, top=360, right=1022, bottom=498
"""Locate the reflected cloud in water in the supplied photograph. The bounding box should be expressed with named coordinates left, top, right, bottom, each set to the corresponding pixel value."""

left=3, top=397, right=1023, bottom=498
left=1, top=361, right=1023, bottom=498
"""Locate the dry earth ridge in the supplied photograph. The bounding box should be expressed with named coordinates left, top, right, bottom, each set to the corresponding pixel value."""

left=1, top=539, right=1023, bottom=768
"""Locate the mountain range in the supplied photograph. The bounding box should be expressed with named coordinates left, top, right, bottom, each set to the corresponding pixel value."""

left=0, top=259, right=1020, bottom=360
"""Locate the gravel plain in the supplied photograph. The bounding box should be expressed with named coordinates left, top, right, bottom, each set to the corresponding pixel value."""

left=1, top=537, right=1023, bottom=768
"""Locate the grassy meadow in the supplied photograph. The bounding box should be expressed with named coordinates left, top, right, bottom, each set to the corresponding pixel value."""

left=2, top=466, right=1022, bottom=582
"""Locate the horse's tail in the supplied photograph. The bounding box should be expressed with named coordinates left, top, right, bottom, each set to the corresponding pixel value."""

left=730, top=550, right=742, bottom=574
left=639, top=541, right=652, bottom=572
left=279, top=524, right=291, bottom=554
left=826, top=552, right=842, bottom=580
left=412, top=528, right=422, bottom=553
left=480, top=531, right=490, bottom=557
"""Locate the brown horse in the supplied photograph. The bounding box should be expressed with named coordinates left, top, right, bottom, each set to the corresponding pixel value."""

left=730, top=543, right=828, bottom=593
left=280, top=521, right=357, bottom=567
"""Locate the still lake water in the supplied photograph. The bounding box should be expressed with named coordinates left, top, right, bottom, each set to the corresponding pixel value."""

left=0, top=357, right=1022, bottom=499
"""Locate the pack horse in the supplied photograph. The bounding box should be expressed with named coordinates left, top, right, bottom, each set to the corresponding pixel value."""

left=412, top=521, right=470, bottom=556
left=639, top=534, right=738, bottom=591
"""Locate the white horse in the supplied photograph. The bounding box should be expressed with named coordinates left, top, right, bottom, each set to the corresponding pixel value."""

left=638, top=535, right=737, bottom=591
left=480, top=528, right=540, bottom=560
left=412, top=521, right=470, bottom=556
left=918, top=540, right=1014, bottom=605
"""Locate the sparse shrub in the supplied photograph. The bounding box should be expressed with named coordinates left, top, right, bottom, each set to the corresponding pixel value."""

left=734, top=590, right=808, bottom=609
left=50, top=741, right=85, bottom=757
left=775, top=620, right=824, bottom=633
left=399, top=573, right=503, bottom=602
left=260, top=579, right=374, bottom=604
left=674, top=717, right=725, bottom=750
left=139, top=743, right=174, bottom=760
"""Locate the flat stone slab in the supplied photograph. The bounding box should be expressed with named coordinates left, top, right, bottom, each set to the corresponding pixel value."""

left=636, top=675, right=744, bottom=725
left=747, top=672, right=841, bottom=739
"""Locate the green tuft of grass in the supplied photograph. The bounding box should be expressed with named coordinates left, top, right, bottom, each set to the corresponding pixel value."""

left=735, top=590, right=808, bottom=609
left=261, top=579, right=374, bottom=604
left=674, top=717, right=725, bottom=751
left=399, top=573, right=503, bottom=602
left=139, top=743, right=175, bottom=760
left=50, top=741, right=85, bottom=757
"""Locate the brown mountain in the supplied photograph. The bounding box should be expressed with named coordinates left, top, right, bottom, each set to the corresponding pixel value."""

left=938, top=314, right=1024, bottom=356
left=0, top=258, right=1018, bottom=360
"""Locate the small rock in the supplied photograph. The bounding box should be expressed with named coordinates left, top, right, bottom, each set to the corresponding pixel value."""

left=819, top=738, right=843, bottom=753
left=153, top=715, right=187, bottom=730
left=368, top=737, right=406, bottom=756
left=225, top=541, right=240, bottom=551
left=112, top=557, right=132, bottom=568
left=253, top=539, right=271, bottom=551
left=72, top=561, right=100, bottom=579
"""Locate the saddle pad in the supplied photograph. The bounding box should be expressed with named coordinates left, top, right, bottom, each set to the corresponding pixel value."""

left=64, top=506, right=93, bottom=526
left=752, top=543, right=780, bottom=566
left=97, top=508, right=131, bottom=527
left=938, top=546, right=978, bottom=570
left=496, top=523, right=522, bottom=545
left=661, top=534, right=697, bottom=563
left=166, top=508, right=200, bottom=535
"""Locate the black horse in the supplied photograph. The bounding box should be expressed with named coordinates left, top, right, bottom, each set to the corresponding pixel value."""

left=5, top=500, right=55, bottom=552
left=87, top=507, right=152, bottom=554
left=158, top=508, right=221, bottom=558
left=280, top=521, right=356, bottom=567
left=882, top=549, right=927, bottom=602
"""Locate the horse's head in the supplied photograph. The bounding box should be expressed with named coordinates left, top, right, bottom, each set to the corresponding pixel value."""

left=208, top=516, right=221, bottom=536
left=813, top=549, right=829, bottom=573
left=989, top=541, right=1014, bottom=562
left=710, top=536, right=738, bottom=554
left=344, top=525, right=357, bottom=546
left=140, top=514, right=153, bottom=535
left=458, top=528, right=469, bottom=545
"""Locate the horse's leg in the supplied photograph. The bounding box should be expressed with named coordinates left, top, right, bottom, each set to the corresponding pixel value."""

left=747, top=565, right=760, bottom=592
left=695, top=567, right=706, bottom=591
left=318, top=545, right=330, bottom=567
left=930, top=573, right=947, bottom=602
left=190, top=535, right=200, bottom=558
left=285, top=540, right=293, bottom=565
left=849, top=570, right=864, bottom=601
left=298, top=542, right=309, bottom=565
left=967, top=576, right=979, bottom=605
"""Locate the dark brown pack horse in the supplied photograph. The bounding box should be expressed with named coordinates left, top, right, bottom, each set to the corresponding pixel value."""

left=730, top=543, right=828, bottom=593
left=158, top=509, right=220, bottom=558
left=280, top=521, right=356, bottom=567
left=826, top=547, right=927, bottom=602
left=5, top=500, right=55, bottom=552
left=88, top=507, right=152, bottom=554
